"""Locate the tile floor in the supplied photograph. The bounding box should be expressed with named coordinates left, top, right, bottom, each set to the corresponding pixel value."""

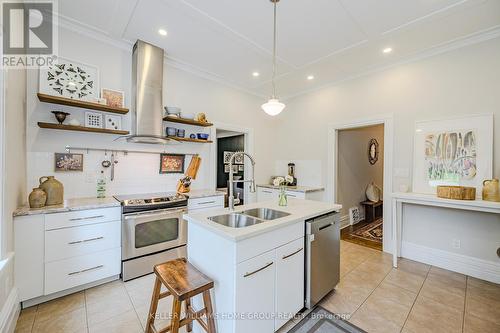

left=15, top=241, right=500, bottom=333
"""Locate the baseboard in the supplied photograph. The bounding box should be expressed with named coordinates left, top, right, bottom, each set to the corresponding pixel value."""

left=339, top=214, right=350, bottom=228
left=401, top=241, right=500, bottom=284
left=0, top=288, right=20, bottom=333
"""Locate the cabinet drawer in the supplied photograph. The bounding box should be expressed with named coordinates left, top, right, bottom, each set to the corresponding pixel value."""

left=188, top=196, right=224, bottom=211
left=45, top=221, right=121, bottom=262
left=45, top=207, right=121, bottom=230
left=285, top=191, right=306, bottom=199
left=45, top=247, right=121, bottom=295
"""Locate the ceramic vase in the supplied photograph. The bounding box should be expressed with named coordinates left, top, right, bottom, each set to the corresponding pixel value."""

left=482, top=179, right=500, bottom=202
left=28, top=188, right=47, bottom=208
left=366, top=182, right=381, bottom=202
left=39, top=176, right=64, bottom=205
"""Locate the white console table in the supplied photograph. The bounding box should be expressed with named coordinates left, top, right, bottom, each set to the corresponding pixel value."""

left=391, top=192, right=500, bottom=267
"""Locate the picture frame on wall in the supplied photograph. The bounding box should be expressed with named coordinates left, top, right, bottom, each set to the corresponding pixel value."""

left=101, top=88, right=125, bottom=108
left=160, top=154, right=185, bottom=174
left=39, top=57, right=99, bottom=101
left=238, top=165, right=244, bottom=171
left=412, top=114, right=493, bottom=196
left=223, top=151, right=233, bottom=164
left=54, top=153, right=84, bottom=172
left=224, top=164, right=230, bottom=173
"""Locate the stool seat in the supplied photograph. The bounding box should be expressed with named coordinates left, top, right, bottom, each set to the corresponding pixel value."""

left=154, top=258, right=214, bottom=301
left=146, top=258, right=216, bottom=333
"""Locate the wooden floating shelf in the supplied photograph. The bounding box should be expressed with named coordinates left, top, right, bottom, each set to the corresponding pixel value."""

left=37, top=93, right=129, bottom=115
left=163, top=116, right=213, bottom=127
left=167, top=136, right=213, bottom=143
left=38, top=122, right=130, bottom=135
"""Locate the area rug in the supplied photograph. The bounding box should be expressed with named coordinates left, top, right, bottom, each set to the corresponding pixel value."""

left=289, top=306, right=367, bottom=333
left=351, top=219, right=383, bottom=243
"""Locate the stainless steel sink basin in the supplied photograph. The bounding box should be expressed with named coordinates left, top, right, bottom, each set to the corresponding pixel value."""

left=208, top=213, right=263, bottom=228
left=241, top=208, right=290, bottom=220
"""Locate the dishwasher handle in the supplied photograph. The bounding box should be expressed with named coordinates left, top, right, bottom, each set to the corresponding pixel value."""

left=306, top=212, right=339, bottom=235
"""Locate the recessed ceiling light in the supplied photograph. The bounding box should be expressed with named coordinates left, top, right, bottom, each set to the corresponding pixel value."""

left=307, top=75, right=314, bottom=80
left=383, top=47, right=393, bottom=54
left=158, top=28, right=168, bottom=36
left=252, top=72, right=260, bottom=77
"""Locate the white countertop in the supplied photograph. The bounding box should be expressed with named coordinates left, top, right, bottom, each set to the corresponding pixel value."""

left=186, top=189, right=225, bottom=199
left=13, top=197, right=121, bottom=217
left=184, top=198, right=341, bottom=242
left=257, top=184, right=325, bottom=193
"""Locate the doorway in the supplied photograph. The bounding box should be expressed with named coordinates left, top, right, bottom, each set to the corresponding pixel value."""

left=337, top=124, right=384, bottom=250
left=216, top=129, right=245, bottom=207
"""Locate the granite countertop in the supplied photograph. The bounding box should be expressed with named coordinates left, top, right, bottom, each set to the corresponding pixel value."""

left=184, top=198, right=341, bottom=242
left=257, top=184, right=325, bottom=193
left=13, top=197, right=121, bottom=217
left=186, top=189, right=225, bottom=199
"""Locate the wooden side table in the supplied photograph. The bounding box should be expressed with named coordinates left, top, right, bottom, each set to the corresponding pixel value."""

left=360, top=200, right=383, bottom=222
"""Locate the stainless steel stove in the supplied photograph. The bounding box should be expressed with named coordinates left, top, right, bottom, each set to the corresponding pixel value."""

left=114, top=192, right=188, bottom=281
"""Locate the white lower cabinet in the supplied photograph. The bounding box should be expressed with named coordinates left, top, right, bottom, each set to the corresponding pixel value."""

left=257, top=186, right=324, bottom=202
left=275, top=238, right=305, bottom=330
left=235, top=250, right=276, bottom=333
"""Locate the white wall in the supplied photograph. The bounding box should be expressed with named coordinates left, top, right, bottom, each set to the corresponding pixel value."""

left=338, top=124, right=384, bottom=217
left=26, top=28, right=278, bottom=198
left=277, top=37, right=500, bottom=269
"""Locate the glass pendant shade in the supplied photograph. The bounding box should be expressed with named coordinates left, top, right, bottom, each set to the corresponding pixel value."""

left=261, top=98, right=285, bottom=116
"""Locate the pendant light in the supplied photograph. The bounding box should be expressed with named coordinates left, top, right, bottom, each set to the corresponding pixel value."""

left=261, top=0, right=285, bottom=116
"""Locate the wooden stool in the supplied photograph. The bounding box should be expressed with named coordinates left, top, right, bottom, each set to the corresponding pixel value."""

left=145, top=258, right=216, bottom=333
left=360, top=200, right=383, bottom=223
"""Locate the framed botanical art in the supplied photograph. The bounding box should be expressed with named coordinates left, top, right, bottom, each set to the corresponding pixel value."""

left=160, top=154, right=185, bottom=174
left=223, top=151, right=233, bottom=164
left=54, top=153, right=84, bottom=171
left=101, top=88, right=124, bottom=108
left=412, top=114, right=493, bottom=196
left=39, top=57, right=99, bottom=101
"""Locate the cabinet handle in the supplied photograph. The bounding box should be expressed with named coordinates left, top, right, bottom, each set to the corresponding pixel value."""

left=68, top=265, right=104, bottom=276
left=197, top=201, right=216, bottom=205
left=68, top=236, right=104, bottom=245
left=69, top=215, right=104, bottom=222
left=262, top=190, right=273, bottom=194
left=282, top=248, right=303, bottom=260
left=287, top=194, right=297, bottom=197
left=243, top=262, right=273, bottom=278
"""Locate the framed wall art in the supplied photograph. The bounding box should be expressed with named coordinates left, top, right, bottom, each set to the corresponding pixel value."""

left=55, top=153, right=84, bottom=171
left=368, top=138, right=379, bottom=165
left=412, top=114, right=493, bottom=196
left=223, top=151, right=234, bottom=164
left=160, top=154, right=185, bottom=174
left=101, top=88, right=124, bottom=108
left=39, top=57, right=99, bottom=101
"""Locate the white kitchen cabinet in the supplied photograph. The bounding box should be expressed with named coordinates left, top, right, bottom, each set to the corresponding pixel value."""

left=257, top=186, right=324, bottom=202
left=188, top=195, right=224, bottom=211
left=257, top=187, right=278, bottom=201
left=275, top=238, right=305, bottom=330
left=235, top=250, right=276, bottom=333
left=14, top=207, right=121, bottom=306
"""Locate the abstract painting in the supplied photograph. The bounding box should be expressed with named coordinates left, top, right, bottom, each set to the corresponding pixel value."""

left=424, top=130, right=477, bottom=186
left=55, top=153, right=84, bottom=171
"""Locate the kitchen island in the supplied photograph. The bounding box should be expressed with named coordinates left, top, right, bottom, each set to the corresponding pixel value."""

left=184, top=199, right=341, bottom=333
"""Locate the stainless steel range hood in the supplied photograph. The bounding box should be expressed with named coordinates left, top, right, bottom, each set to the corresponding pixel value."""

left=127, top=40, right=169, bottom=144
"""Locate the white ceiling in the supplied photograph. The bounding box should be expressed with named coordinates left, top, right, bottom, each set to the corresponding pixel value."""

left=58, top=0, right=500, bottom=98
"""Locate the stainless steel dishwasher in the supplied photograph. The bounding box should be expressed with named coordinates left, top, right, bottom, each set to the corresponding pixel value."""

left=305, top=211, right=340, bottom=308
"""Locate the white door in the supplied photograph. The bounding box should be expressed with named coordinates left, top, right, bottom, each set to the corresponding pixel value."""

left=235, top=250, right=276, bottom=333
left=275, top=237, right=305, bottom=330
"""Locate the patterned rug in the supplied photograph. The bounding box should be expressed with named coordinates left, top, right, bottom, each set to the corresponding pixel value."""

left=290, top=306, right=367, bottom=333
left=351, top=219, right=383, bottom=243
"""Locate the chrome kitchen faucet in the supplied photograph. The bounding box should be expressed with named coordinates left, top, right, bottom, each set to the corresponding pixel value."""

left=228, top=152, right=256, bottom=210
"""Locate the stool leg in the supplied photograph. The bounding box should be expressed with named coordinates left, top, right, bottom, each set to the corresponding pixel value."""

left=185, top=298, right=193, bottom=332
left=202, top=290, right=216, bottom=333
left=145, top=277, right=162, bottom=333
left=171, top=298, right=182, bottom=333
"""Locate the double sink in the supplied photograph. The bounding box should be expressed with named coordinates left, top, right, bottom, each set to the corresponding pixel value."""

left=208, top=208, right=290, bottom=228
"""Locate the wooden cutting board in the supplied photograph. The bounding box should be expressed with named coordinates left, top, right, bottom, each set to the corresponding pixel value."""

left=185, top=155, right=201, bottom=179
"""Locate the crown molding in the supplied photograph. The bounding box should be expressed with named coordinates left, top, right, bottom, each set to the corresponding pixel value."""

left=282, top=25, right=500, bottom=101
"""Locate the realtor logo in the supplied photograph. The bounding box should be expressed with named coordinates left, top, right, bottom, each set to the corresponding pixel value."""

left=2, top=1, right=57, bottom=67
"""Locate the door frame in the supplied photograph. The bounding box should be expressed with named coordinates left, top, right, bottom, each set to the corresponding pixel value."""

left=327, top=114, right=394, bottom=253
left=209, top=122, right=255, bottom=204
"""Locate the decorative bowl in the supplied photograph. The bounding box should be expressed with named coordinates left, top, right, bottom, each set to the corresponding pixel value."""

left=164, top=107, right=181, bottom=117
left=196, top=133, right=209, bottom=140
left=181, top=112, right=195, bottom=120
left=51, top=111, right=70, bottom=124
left=166, top=127, right=177, bottom=136
left=189, top=134, right=196, bottom=139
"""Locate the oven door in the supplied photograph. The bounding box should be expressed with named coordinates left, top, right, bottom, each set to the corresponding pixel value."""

left=122, top=207, right=187, bottom=260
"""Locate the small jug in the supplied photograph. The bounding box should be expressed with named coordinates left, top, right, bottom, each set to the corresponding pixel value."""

left=482, top=179, right=500, bottom=202
left=39, top=176, right=64, bottom=205
left=28, top=187, right=47, bottom=208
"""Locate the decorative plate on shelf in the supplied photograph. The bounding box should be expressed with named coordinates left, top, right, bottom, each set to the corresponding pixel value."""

left=39, top=58, right=99, bottom=101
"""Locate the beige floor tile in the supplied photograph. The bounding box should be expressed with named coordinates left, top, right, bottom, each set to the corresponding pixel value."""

left=467, top=277, right=500, bottom=302
left=35, top=292, right=85, bottom=322
left=383, top=268, right=426, bottom=293
left=465, top=290, right=500, bottom=325
left=355, top=289, right=413, bottom=327
left=319, top=282, right=372, bottom=317
left=355, top=259, right=392, bottom=278
left=403, top=295, right=463, bottom=333
left=464, top=313, right=500, bottom=333
left=349, top=302, right=402, bottom=333
left=85, top=286, right=134, bottom=325
left=88, top=309, right=143, bottom=333
left=420, top=277, right=465, bottom=310
left=124, top=273, right=155, bottom=293
left=85, top=280, right=126, bottom=305
left=370, top=281, right=417, bottom=307
left=428, top=266, right=466, bottom=287
left=135, top=296, right=175, bottom=329
left=397, top=258, right=430, bottom=277
left=32, top=307, right=87, bottom=333
left=364, top=250, right=394, bottom=266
